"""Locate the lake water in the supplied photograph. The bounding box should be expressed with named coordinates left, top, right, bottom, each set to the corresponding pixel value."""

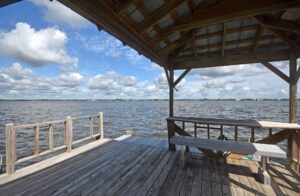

left=0, top=100, right=298, bottom=170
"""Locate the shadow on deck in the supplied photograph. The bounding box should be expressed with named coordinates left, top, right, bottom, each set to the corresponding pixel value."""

left=0, top=136, right=299, bottom=196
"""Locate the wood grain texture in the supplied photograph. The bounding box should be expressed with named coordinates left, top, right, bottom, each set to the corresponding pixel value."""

left=0, top=136, right=297, bottom=196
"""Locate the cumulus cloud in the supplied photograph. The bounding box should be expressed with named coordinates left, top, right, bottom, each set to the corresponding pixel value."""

left=30, top=0, right=89, bottom=29
left=191, top=63, right=268, bottom=79
left=0, top=63, right=84, bottom=99
left=0, top=22, right=78, bottom=67
left=0, top=62, right=296, bottom=100
left=58, top=72, right=83, bottom=88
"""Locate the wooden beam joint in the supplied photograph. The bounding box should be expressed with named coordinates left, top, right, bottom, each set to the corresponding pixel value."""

left=261, top=61, right=290, bottom=83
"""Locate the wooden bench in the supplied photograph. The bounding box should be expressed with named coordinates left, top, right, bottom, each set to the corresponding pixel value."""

left=170, top=135, right=286, bottom=184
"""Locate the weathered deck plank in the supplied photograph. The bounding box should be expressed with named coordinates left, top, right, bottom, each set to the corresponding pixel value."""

left=0, top=136, right=298, bottom=196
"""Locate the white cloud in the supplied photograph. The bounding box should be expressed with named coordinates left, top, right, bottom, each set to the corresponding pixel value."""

left=58, top=72, right=83, bottom=88
left=30, top=0, right=89, bottom=29
left=0, top=61, right=297, bottom=100
left=0, top=22, right=78, bottom=67
left=0, top=63, right=84, bottom=99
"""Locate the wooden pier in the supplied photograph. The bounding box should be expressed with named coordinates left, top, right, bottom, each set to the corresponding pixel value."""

left=0, top=136, right=299, bottom=196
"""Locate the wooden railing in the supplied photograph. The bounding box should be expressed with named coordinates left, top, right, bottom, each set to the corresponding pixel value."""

left=5, top=112, right=104, bottom=175
left=167, top=116, right=300, bottom=170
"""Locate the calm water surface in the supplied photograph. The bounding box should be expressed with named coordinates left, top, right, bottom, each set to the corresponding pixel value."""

left=0, top=100, right=298, bottom=168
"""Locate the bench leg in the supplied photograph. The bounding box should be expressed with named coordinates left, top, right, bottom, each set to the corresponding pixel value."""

left=179, top=145, right=186, bottom=169
left=258, top=156, right=271, bottom=185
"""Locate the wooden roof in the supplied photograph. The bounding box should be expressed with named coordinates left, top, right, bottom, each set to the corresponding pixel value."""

left=3, top=0, right=300, bottom=70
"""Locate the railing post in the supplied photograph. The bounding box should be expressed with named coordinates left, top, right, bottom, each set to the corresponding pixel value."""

left=234, top=126, right=238, bottom=141
left=98, top=112, right=104, bottom=140
left=34, top=126, right=39, bottom=155
left=167, top=120, right=176, bottom=151
left=89, top=116, right=94, bottom=138
left=251, top=128, right=255, bottom=143
left=49, top=124, right=54, bottom=151
left=65, top=116, right=73, bottom=152
left=6, top=123, right=16, bottom=175
left=207, top=124, right=210, bottom=139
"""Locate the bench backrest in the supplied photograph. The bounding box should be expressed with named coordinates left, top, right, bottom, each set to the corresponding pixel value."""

left=170, top=136, right=286, bottom=158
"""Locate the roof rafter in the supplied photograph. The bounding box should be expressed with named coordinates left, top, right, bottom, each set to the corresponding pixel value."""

left=257, top=16, right=300, bottom=34
left=159, top=0, right=300, bottom=35
left=172, top=49, right=295, bottom=70
left=114, top=0, right=139, bottom=13
left=175, top=42, right=287, bottom=61
left=251, top=26, right=264, bottom=53
left=253, top=16, right=298, bottom=49
left=181, top=35, right=277, bottom=53
left=221, top=21, right=227, bottom=57
left=137, top=0, right=187, bottom=33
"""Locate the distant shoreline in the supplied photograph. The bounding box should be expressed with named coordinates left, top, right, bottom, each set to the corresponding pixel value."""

left=0, top=99, right=294, bottom=101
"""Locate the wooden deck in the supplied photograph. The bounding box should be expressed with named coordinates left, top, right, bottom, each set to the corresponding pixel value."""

left=0, top=136, right=299, bottom=196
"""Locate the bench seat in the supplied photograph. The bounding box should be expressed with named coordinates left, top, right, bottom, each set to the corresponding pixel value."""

left=170, top=135, right=286, bottom=158
left=170, top=135, right=286, bottom=184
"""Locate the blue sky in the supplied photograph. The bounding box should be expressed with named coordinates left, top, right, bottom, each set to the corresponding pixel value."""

left=0, top=0, right=298, bottom=99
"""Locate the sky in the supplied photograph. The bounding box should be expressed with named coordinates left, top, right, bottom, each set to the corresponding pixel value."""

left=0, top=0, right=298, bottom=100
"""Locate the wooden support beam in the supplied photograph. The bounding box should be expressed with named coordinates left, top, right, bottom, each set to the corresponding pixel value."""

left=138, top=0, right=186, bottom=33
left=253, top=16, right=297, bottom=49
left=256, top=129, right=290, bottom=144
left=161, top=30, right=196, bottom=54
left=161, top=0, right=300, bottom=34
left=164, top=68, right=171, bottom=86
left=297, top=64, right=300, bottom=83
left=261, top=62, right=290, bottom=83
left=221, top=21, right=227, bottom=57
left=258, top=17, right=300, bottom=34
left=150, top=23, right=260, bottom=45
left=182, top=34, right=276, bottom=53
left=251, top=26, right=264, bottom=53
left=169, top=68, right=174, bottom=117
left=288, top=53, right=298, bottom=169
left=167, top=120, right=176, bottom=151
left=173, top=68, right=191, bottom=87
left=172, top=49, right=292, bottom=70
left=289, top=53, right=297, bottom=123
left=114, top=0, right=139, bottom=13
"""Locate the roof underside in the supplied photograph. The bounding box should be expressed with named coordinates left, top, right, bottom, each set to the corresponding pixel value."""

left=4, top=0, right=300, bottom=70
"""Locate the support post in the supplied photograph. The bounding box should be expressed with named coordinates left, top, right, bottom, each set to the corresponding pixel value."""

left=65, top=116, right=73, bottom=152
left=89, top=116, right=93, bottom=138
left=34, top=126, right=39, bottom=155
left=49, top=124, right=54, bottom=151
left=289, top=53, right=298, bottom=169
left=234, top=126, right=238, bottom=141
left=6, top=123, right=15, bottom=175
left=167, top=120, right=176, bottom=151
left=258, top=156, right=271, bottom=184
left=169, top=68, right=174, bottom=117
left=98, top=112, right=104, bottom=140
left=251, top=128, right=255, bottom=143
